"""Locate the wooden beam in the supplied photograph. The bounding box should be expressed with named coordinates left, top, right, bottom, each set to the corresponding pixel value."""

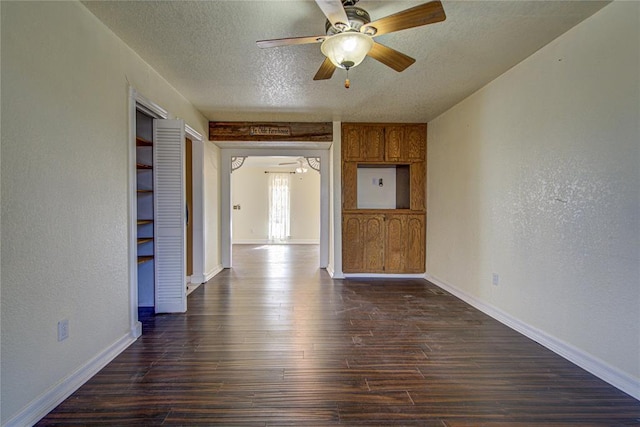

left=209, top=121, right=332, bottom=142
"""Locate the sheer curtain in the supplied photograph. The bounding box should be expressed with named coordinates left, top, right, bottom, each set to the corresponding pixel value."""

left=268, top=173, right=291, bottom=242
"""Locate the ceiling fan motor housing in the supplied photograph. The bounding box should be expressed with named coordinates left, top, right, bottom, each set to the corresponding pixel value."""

left=325, top=7, right=371, bottom=35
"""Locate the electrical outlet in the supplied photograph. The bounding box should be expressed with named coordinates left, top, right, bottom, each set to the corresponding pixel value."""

left=58, top=319, right=69, bottom=341
left=492, top=273, right=499, bottom=286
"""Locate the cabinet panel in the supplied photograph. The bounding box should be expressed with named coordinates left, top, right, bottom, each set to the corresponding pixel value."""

left=405, top=124, right=427, bottom=161
left=362, top=126, right=385, bottom=161
left=362, top=215, right=385, bottom=272
left=384, top=215, right=405, bottom=272
left=342, top=162, right=358, bottom=210
left=343, top=214, right=385, bottom=273
left=342, top=125, right=362, bottom=161
left=410, top=161, right=426, bottom=211
left=342, top=215, right=364, bottom=272
left=384, top=126, right=404, bottom=161
left=404, top=215, right=425, bottom=272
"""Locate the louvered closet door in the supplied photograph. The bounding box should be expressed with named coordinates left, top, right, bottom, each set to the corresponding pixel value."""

left=153, top=119, right=186, bottom=313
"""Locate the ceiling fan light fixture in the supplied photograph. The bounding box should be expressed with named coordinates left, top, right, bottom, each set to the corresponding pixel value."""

left=320, top=31, right=373, bottom=70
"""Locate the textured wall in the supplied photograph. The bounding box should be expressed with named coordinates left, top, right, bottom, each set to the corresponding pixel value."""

left=0, top=2, right=209, bottom=423
left=231, top=165, right=320, bottom=243
left=427, top=1, right=639, bottom=387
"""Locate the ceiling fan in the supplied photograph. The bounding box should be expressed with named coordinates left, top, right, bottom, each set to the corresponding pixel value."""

left=256, top=0, right=446, bottom=87
left=279, top=157, right=308, bottom=173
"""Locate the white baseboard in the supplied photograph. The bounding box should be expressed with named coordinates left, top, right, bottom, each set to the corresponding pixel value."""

left=425, top=274, right=640, bottom=401
left=232, top=239, right=320, bottom=245
left=204, top=265, right=224, bottom=282
left=187, top=282, right=202, bottom=295
left=131, top=320, right=142, bottom=338
left=326, top=264, right=343, bottom=279
left=344, top=273, right=425, bottom=279
left=4, top=333, right=138, bottom=427
left=189, top=273, right=206, bottom=285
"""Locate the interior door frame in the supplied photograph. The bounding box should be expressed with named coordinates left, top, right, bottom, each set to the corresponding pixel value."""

left=128, top=88, right=204, bottom=330
left=184, top=125, right=205, bottom=285
left=128, top=87, right=168, bottom=337
left=220, top=148, right=330, bottom=268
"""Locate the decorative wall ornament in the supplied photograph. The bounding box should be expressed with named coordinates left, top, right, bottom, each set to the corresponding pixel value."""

left=306, top=157, right=321, bottom=172
left=231, top=156, right=247, bottom=172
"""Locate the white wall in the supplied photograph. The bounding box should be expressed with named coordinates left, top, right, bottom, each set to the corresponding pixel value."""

left=426, top=1, right=639, bottom=398
left=231, top=165, right=320, bottom=244
left=0, top=2, right=215, bottom=424
left=204, top=141, right=222, bottom=280
left=290, top=170, right=321, bottom=242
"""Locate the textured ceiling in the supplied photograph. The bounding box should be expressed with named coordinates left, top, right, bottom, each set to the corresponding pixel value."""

left=82, top=0, right=609, bottom=123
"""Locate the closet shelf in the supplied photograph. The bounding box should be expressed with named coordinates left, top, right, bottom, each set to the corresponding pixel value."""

left=137, top=256, right=153, bottom=264
left=137, top=238, right=153, bottom=245
left=137, top=219, right=153, bottom=225
left=137, top=163, right=153, bottom=170
left=137, top=189, right=153, bottom=193
left=136, top=136, right=153, bottom=147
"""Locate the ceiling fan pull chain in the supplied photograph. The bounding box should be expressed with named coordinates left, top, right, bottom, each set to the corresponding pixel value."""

left=345, top=68, right=350, bottom=89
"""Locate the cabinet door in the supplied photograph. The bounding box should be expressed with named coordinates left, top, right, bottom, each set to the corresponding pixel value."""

left=362, top=125, right=385, bottom=161
left=410, top=161, right=426, bottom=211
left=384, top=213, right=425, bottom=273
left=405, top=124, right=427, bottom=161
left=362, top=214, right=385, bottom=272
left=404, top=214, right=425, bottom=273
left=342, top=125, right=362, bottom=161
left=342, top=124, right=385, bottom=162
left=384, top=214, right=405, bottom=272
left=342, top=214, right=364, bottom=272
left=343, top=213, right=385, bottom=273
left=384, top=126, right=404, bottom=161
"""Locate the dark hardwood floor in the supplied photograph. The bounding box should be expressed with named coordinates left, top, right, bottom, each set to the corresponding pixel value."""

left=38, top=244, right=640, bottom=425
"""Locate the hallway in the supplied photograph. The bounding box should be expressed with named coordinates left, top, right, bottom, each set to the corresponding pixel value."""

left=38, top=245, right=640, bottom=425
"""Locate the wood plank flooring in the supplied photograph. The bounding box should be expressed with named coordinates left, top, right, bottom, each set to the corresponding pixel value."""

left=38, top=244, right=640, bottom=425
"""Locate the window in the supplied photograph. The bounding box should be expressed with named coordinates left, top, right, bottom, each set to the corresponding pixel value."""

left=268, top=173, right=291, bottom=242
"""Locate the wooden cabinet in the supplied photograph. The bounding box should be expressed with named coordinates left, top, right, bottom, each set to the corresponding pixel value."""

left=342, top=123, right=426, bottom=163
left=343, top=213, right=425, bottom=273
left=341, top=122, right=427, bottom=274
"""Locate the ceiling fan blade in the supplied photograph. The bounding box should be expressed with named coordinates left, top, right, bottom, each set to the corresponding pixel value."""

left=313, top=57, right=337, bottom=80
left=362, top=1, right=446, bottom=37
left=257, top=35, right=325, bottom=49
left=368, top=42, right=416, bottom=72
left=315, top=0, right=349, bottom=30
